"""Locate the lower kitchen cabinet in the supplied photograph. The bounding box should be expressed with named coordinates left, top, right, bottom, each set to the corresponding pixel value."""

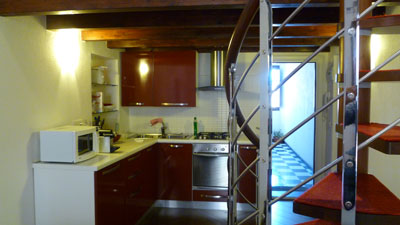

left=95, top=146, right=158, bottom=225
left=95, top=162, right=126, bottom=225
left=158, top=143, right=192, bottom=201
left=238, top=145, right=258, bottom=204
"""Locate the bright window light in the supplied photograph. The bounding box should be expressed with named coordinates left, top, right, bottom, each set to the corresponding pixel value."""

left=271, top=66, right=281, bottom=109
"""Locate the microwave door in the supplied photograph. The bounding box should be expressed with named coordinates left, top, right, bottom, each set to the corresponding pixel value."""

left=78, top=133, right=92, bottom=155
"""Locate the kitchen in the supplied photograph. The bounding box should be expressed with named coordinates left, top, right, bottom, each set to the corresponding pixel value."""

left=0, top=2, right=335, bottom=225
left=2, top=1, right=400, bottom=225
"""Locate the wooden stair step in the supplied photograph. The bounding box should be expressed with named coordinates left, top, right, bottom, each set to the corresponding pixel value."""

left=296, top=219, right=339, bottom=225
left=293, top=173, right=400, bottom=225
left=336, top=123, right=400, bottom=154
left=360, top=14, right=400, bottom=29
left=337, top=69, right=400, bottom=82
left=360, top=69, right=400, bottom=82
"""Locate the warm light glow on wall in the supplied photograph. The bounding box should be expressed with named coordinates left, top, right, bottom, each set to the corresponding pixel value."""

left=139, top=60, right=149, bottom=76
left=54, top=29, right=81, bottom=75
left=370, top=34, right=382, bottom=69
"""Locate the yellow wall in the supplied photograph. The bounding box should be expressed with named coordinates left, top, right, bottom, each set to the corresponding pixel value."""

left=368, top=27, right=400, bottom=198
left=0, top=16, right=120, bottom=225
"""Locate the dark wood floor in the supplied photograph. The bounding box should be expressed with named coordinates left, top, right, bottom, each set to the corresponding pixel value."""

left=137, top=201, right=313, bottom=225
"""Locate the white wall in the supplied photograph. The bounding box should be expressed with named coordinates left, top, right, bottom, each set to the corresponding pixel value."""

left=0, top=16, right=120, bottom=225
left=275, top=63, right=316, bottom=168
left=368, top=26, right=400, bottom=198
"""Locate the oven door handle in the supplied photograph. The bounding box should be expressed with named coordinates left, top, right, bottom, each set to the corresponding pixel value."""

left=193, top=153, right=228, bottom=157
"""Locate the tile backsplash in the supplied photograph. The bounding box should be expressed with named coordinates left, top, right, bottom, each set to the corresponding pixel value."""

left=128, top=90, right=229, bottom=134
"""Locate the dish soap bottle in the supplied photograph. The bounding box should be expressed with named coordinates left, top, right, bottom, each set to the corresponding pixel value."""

left=193, top=117, right=198, bottom=138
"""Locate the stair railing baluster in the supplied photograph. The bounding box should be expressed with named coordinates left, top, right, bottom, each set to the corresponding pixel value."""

left=269, top=117, right=400, bottom=206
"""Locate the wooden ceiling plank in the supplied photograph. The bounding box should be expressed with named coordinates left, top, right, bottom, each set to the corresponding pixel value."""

left=47, top=8, right=339, bottom=29
left=0, top=0, right=339, bottom=16
left=107, top=38, right=331, bottom=49
left=81, top=25, right=337, bottom=41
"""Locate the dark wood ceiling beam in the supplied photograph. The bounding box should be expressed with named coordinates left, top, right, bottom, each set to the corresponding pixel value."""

left=47, top=8, right=339, bottom=29
left=0, top=0, right=339, bottom=16
left=82, top=25, right=337, bottom=41
left=107, top=38, right=331, bottom=49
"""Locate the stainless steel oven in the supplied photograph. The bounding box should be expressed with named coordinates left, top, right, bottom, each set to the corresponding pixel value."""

left=192, top=143, right=229, bottom=189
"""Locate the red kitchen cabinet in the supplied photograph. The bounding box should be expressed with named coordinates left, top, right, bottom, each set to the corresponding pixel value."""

left=153, top=51, right=196, bottom=107
left=95, top=162, right=126, bottom=225
left=95, top=146, right=159, bottom=225
left=158, top=143, right=192, bottom=201
left=121, top=50, right=196, bottom=107
left=238, top=145, right=258, bottom=204
left=121, top=52, right=154, bottom=106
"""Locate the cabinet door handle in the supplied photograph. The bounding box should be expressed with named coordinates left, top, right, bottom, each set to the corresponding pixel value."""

left=127, top=153, right=141, bottom=162
left=146, top=147, right=153, bottom=152
left=201, top=194, right=228, bottom=199
left=161, top=103, right=188, bottom=106
left=129, top=188, right=142, bottom=198
left=127, top=171, right=141, bottom=180
left=242, top=146, right=257, bottom=150
left=169, top=144, right=183, bottom=149
left=102, top=164, right=121, bottom=176
left=131, top=102, right=144, bottom=106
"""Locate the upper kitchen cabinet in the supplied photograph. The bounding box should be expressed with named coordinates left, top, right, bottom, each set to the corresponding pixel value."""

left=121, top=50, right=196, bottom=107
left=121, top=52, right=154, bottom=107
left=153, top=51, right=196, bottom=107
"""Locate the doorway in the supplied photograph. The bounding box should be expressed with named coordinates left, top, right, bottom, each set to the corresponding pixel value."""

left=270, top=62, right=316, bottom=198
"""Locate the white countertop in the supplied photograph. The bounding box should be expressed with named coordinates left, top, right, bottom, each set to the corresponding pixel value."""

left=32, top=136, right=254, bottom=172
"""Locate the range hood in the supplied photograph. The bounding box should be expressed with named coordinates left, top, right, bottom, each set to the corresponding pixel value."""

left=198, top=51, right=226, bottom=91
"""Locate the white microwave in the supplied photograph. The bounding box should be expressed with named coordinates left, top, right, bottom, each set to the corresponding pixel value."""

left=40, top=125, right=99, bottom=163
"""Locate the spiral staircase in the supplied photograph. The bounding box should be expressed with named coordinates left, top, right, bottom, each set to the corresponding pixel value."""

left=225, top=0, right=400, bottom=224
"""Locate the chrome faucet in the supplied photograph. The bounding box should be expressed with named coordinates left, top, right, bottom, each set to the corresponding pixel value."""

left=150, top=118, right=167, bottom=137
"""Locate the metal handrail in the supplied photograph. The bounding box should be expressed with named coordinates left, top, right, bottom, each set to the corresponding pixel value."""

left=237, top=209, right=260, bottom=225
left=271, top=0, right=384, bottom=95
left=232, top=53, right=260, bottom=102
left=269, top=117, right=400, bottom=206
left=269, top=92, right=344, bottom=151
left=232, top=105, right=260, bottom=146
left=236, top=187, right=258, bottom=210
left=233, top=156, right=260, bottom=188
left=237, top=152, right=258, bottom=178
left=269, top=0, right=311, bottom=41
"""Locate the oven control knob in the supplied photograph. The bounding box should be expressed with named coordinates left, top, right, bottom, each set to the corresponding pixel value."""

left=213, top=147, right=217, bottom=151
left=221, top=148, right=225, bottom=152
left=206, top=147, right=210, bottom=151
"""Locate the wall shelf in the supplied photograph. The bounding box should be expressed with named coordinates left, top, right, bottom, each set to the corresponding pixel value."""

left=92, top=109, right=119, bottom=115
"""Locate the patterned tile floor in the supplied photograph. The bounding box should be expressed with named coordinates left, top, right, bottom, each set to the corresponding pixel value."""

left=271, top=142, right=313, bottom=192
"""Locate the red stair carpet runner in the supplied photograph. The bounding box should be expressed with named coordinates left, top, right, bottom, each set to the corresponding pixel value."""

left=293, top=173, right=400, bottom=224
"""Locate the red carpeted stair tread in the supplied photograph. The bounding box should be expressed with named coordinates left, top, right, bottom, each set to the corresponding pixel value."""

left=296, top=219, right=339, bottom=225
left=358, top=123, right=400, bottom=142
left=294, top=173, right=400, bottom=215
